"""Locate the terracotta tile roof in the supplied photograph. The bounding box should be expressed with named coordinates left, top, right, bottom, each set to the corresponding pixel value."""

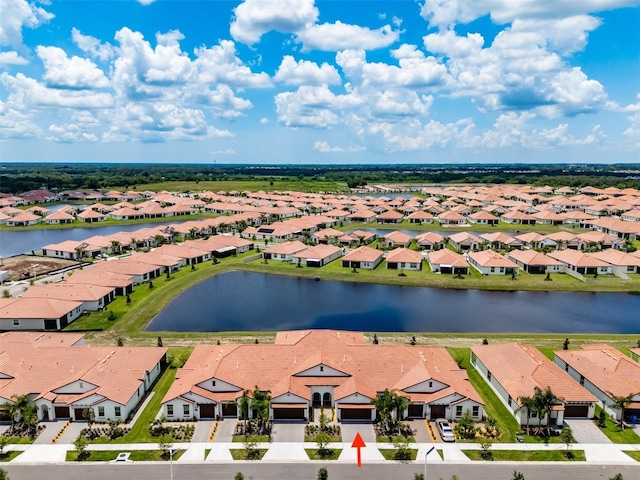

left=263, top=240, right=308, bottom=255
left=163, top=330, right=482, bottom=407
left=428, top=249, right=469, bottom=268
left=588, top=249, right=640, bottom=267
left=386, top=248, right=422, bottom=263
left=507, top=249, right=563, bottom=267
left=342, top=246, right=383, bottom=263
left=468, top=249, right=519, bottom=268
left=293, top=244, right=342, bottom=260
left=547, top=249, right=612, bottom=268
left=22, top=283, right=114, bottom=302
left=64, top=269, right=134, bottom=288
left=554, top=345, right=640, bottom=398
left=415, top=232, right=444, bottom=244
left=471, top=344, right=596, bottom=407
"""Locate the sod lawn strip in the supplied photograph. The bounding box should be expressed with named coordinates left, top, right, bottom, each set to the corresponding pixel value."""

left=376, top=435, right=416, bottom=443
left=229, top=449, right=268, bottom=460
left=305, top=449, right=343, bottom=460
left=594, top=406, right=640, bottom=444
left=463, top=450, right=586, bottom=461
left=379, top=448, right=419, bottom=461
left=66, top=450, right=185, bottom=462
left=0, top=451, right=22, bottom=462
left=232, top=435, right=270, bottom=443
left=623, top=451, right=640, bottom=461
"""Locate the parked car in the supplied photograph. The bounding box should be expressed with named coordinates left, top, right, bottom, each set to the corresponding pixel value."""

left=436, top=418, right=455, bottom=442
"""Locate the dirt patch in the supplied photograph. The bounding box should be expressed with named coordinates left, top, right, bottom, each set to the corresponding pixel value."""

left=0, top=254, right=80, bottom=280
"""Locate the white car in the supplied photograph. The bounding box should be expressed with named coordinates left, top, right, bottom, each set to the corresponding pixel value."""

left=436, top=418, right=455, bottom=442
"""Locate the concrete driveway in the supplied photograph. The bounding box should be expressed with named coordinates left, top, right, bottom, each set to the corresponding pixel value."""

left=564, top=418, right=611, bottom=444
left=271, top=421, right=305, bottom=442
left=340, top=422, right=376, bottom=444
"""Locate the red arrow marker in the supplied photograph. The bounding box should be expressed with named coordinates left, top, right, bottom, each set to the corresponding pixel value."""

left=351, top=432, right=366, bottom=467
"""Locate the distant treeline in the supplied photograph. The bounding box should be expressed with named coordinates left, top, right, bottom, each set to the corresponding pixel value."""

left=1, top=163, right=639, bottom=194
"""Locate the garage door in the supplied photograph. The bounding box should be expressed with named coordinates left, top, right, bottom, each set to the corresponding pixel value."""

left=273, top=408, right=305, bottom=420
left=221, top=403, right=237, bottom=417
left=564, top=405, right=589, bottom=418
left=430, top=405, right=446, bottom=419
left=199, top=404, right=215, bottom=419
left=54, top=406, right=70, bottom=419
left=74, top=408, right=86, bottom=420
left=408, top=404, right=424, bottom=418
left=340, top=408, right=372, bottom=421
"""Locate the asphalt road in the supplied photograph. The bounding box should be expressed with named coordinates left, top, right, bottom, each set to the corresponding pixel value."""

left=2, top=463, right=639, bottom=480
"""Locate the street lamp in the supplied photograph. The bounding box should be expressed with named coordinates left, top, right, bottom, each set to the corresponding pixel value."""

left=424, top=445, right=435, bottom=479
left=169, top=448, right=174, bottom=480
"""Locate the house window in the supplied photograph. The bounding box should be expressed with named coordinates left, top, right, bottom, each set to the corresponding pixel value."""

left=487, top=371, right=492, bottom=381
left=320, top=366, right=324, bottom=372
left=508, top=397, right=512, bottom=407
left=531, top=410, right=537, bottom=418
left=114, top=406, right=121, bottom=417
left=183, top=405, right=190, bottom=416
left=490, top=267, right=495, bottom=273
left=472, top=406, right=479, bottom=417
left=456, top=406, right=463, bottom=417
left=98, top=406, right=104, bottom=417
left=13, top=319, right=19, bottom=326
left=212, top=380, right=216, bottom=387
left=428, top=381, right=432, bottom=388
left=579, top=375, right=585, bottom=386
left=79, top=382, right=84, bottom=389
left=565, top=364, right=569, bottom=372
left=167, top=405, right=174, bottom=416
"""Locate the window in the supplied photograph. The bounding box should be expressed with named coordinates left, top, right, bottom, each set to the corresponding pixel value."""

left=212, top=380, right=216, bottom=387
left=472, top=406, right=479, bottom=417
left=455, top=406, right=463, bottom=417
left=98, top=406, right=104, bottom=417
left=579, top=375, right=585, bottom=386
left=79, top=382, right=84, bottom=389
left=500, top=267, right=504, bottom=273
left=490, top=267, right=495, bottom=273
left=531, top=410, right=537, bottom=418
left=487, top=371, right=492, bottom=381
left=565, top=364, right=569, bottom=372
left=13, top=319, right=19, bottom=326
left=183, top=404, right=190, bottom=416
left=114, top=406, right=121, bottom=417
left=428, top=381, right=433, bottom=388
left=167, top=405, right=174, bottom=416
left=320, top=366, right=324, bottom=372
left=508, top=397, right=512, bottom=407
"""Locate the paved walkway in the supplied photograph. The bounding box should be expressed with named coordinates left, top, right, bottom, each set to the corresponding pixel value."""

left=565, top=418, right=612, bottom=444
left=271, top=421, right=305, bottom=443
left=262, top=442, right=309, bottom=461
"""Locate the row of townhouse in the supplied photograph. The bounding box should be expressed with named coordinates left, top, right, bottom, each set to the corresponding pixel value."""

left=471, top=343, right=640, bottom=425
left=1, top=235, right=254, bottom=331
left=0, top=331, right=166, bottom=423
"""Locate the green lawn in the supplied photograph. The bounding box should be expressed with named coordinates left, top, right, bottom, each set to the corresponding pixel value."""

left=304, top=448, right=343, bottom=460
left=119, top=179, right=347, bottom=195
left=90, top=348, right=189, bottom=444
left=463, top=450, right=585, bottom=461
left=379, top=448, right=418, bottom=461
left=594, top=406, right=640, bottom=444
left=376, top=435, right=416, bottom=443
left=0, top=451, right=22, bottom=462
left=232, top=435, right=270, bottom=443
left=623, top=451, right=640, bottom=461
left=230, top=449, right=268, bottom=460
left=304, top=436, right=342, bottom=443
left=448, top=348, right=518, bottom=443
left=66, top=450, right=185, bottom=462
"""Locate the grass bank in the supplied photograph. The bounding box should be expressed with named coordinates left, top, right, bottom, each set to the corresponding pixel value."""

left=462, top=450, right=586, bottom=461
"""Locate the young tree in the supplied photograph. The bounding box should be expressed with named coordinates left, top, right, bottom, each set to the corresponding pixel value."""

left=609, top=474, right=624, bottom=480
left=234, top=473, right=245, bottom=480
left=315, top=432, right=332, bottom=459
left=0, top=467, right=9, bottom=480
left=563, top=338, right=570, bottom=350
left=158, top=434, right=173, bottom=460
left=512, top=471, right=525, bottom=480
left=242, top=435, right=258, bottom=460
left=454, top=409, right=475, bottom=439
left=73, top=435, right=89, bottom=461
left=560, top=427, right=575, bottom=456
left=317, top=467, right=328, bottom=480
left=82, top=408, right=95, bottom=433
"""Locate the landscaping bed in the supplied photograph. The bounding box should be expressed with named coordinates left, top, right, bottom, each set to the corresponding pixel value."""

left=230, top=448, right=268, bottom=460
left=305, top=448, right=342, bottom=460
left=379, top=448, right=418, bottom=461
left=463, top=450, right=586, bottom=461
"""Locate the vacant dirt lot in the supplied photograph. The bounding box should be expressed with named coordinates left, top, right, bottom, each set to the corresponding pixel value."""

left=0, top=255, right=79, bottom=280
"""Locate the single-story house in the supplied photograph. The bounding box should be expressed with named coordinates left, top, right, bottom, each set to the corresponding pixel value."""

left=292, top=244, right=342, bottom=267
left=501, top=209, right=537, bottom=225
left=471, top=344, right=597, bottom=426
left=630, top=348, right=640, bottom=363
left=554, top=345, right=640, bottom=422
left=161, top=330, right=483, bottom=423
left=93, top=258, right=162, bottom=284
left=262, top=240, right=308, bottom=261
left=0, top=297, right=84, bottom=330
left=588, top=249, right=640, bottom=274
left=506, top=249, right=563, bottom=274
left=22, top=283, right=116, bottom=311
left=547, top=249, right=613, bottom=276
left=468, top=211, right=499, bottom=225
left=381, top=231, right=412, bottom=249
left=386, top=248, right=422, bottom=270
left=44, top=210, right=75, bottom=225
left=0, top=331, right=166, bottom=422
left=347, top=209, right=377, bottom=223
left=312, top=228, right=344, bottom=244
left=341, top=246, right=383, bottom=270
left=427, top=250, right=469, bottom=275
left=5, top=212, right=42, bottom=227
left=468, top=249, right=519, bottom=275
left=338, top=230, right=377, bottom=246
left=76, top=209, right=107, bottom=223
left=64, top=269, right=135, bottom=296
left=415, top=232, right=445, bottom=251
left=479, top=232, right=522, bottom=250
left=376, top=210, right=404, bottom=224
left=448, top=232, right=482, bottom=252
left=438, top=211, right=467, bottom=226
left=407, top=211, right=434, bottom=224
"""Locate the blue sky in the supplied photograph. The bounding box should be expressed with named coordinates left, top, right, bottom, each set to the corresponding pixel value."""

left=0, top=0, right=639, bottom=164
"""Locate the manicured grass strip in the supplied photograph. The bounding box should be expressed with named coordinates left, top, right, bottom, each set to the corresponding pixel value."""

left=232, top=435, right=270, bottom=443
left=229, top=449, right=267, bottom=460
left=4, top=437, right=33, bottom=445
left=522, top=433, right=564, bottom=444
left=623, top=451, right=640, bottom=461
left=379, top=448, right=418, bottom=461
left=448, top=348, right=518, bottom=443
left=0, top=451, right=22, bottom=462
left=204, top=448, right=211, bottom=459
left=90, top=349, right=189, bottom=444
left=463, top=450, right=585, bottom=461
left=376, top=435, right=416, bottom=443
left=594, top=406, right=640, bottom=444
left=66, top=450, right=186, bottom=462
left=304, top=436, right=342, bottom=443
left=305, top=448, right=343, bottom=460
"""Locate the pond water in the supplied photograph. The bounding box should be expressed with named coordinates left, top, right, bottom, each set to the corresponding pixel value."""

left=0, top=220, right=192, bottom=258
left=146, top=271, right=640, bottom=333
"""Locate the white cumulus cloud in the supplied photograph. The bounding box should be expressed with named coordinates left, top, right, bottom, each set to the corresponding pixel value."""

left=0, top=50, right=27, bottom=65
left=0, top=0, right=54, bottom=47
left=36, top=46, right=110, bottom=89
left=72, top=28, right=115, bottom=61
left=296, top=21, right=399, bottom=51
left=274, top=55, right=341, bottom=85
left=313, top=140, right=364, bottom=152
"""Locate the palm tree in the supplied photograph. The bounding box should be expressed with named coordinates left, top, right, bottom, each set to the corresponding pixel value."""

left=110, top=240, right=122, bottom=255
left=239, top=390, right=251, bottom=435
left=533, top=386, right=562, bottom=436
left=517, top=395, right=536, bottom=435
left=607, top=392, right=634, bottom=428
left=373, top=389, right=409, bottom=436
left=251, top=387, right=271, bottom=435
